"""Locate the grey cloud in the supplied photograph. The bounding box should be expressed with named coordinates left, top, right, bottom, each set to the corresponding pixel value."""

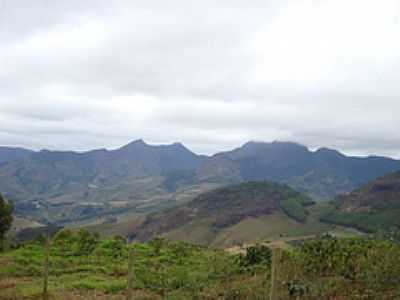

left=0, top=0, right=399, bottom=158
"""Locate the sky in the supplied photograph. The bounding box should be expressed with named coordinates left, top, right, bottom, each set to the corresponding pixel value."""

left=0, top=0, right=400, bottom=157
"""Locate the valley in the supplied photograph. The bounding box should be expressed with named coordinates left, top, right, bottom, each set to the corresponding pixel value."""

left=2, top=140, right=400, bottom=234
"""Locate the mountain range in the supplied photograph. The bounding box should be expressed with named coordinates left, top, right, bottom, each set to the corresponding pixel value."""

left=1, top=140, right=400, bottom=225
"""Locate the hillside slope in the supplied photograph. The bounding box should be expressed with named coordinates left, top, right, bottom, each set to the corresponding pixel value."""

left=321, top=171, right=400, bottom=232
left=0, top=140, right=207, bottom=224
left=0, top=147, right=33, bottom=164
left=130, top=181, right=333, bottom=246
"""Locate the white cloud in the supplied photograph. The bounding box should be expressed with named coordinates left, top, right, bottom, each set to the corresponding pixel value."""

left=0, top=0, right=399, bottom=157
left=251, top=0, right=400, bottom=88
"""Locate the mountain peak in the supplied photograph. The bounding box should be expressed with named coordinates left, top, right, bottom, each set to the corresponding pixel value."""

left=168, top=142, right=192, bottom=152
left=229, top=140, right=309, bottom=158
left=119, top=139, right=147, bottom=150
left=129, top=139, right=146, bottom=145
left=171, top=142, right=184, bottom=147
left=242, top=140, right=308, bottom=149
left=315, top=147, right=345, bottom=158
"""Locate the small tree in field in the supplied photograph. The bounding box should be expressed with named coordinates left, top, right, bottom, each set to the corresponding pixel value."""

left=0, top=193, right=14, bottom=251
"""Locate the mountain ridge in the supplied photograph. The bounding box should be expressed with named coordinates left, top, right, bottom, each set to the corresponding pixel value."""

left=199, top=141, right=400, bottom=199
left=2, top=139, right=399, bottom=160
left=0, top=146, right=34, bottom=164
left=1, top=139, right=400, bottom=225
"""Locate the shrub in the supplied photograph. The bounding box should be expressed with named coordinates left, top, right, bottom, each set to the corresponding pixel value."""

left=241, top=244, right=272, bottom=266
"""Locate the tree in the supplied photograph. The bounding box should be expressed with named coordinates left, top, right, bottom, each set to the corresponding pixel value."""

left=0, top=193, right=14, bottom=250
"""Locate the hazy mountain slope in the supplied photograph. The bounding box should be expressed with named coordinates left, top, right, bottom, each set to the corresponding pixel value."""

left=199, top=141, right=400, bottom=199
left=0, top=147, right=33, bottom=164
left=0, top=140, right=207, bottom=223
left=0, top=140, right=204, bottom=198
left=321, top=171, right=400, bottom=232
left=1, top=139, right=399, bottom=225
left=130, top=181, right=322, bottom=246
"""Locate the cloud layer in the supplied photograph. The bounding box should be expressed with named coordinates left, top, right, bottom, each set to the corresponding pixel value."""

left=1, top=0, right=400, bottom=157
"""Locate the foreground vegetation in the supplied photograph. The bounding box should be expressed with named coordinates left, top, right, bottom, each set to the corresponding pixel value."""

left=1, top=230, right=400, bottom=299
left=0, top=193, right=13, bottom=251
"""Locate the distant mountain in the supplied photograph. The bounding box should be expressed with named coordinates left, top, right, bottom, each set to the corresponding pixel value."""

left=199, top=141, right=400, bottom=199
left=129, top=181, right=327, bottom=247
left=0, top=139, right=399, bottom=225
left=0, top=140, right=207, bottom=224
left=0, top=147, right=33, bottom=164
left=321, top=171, right=400, bottom=232
left=0, top=139, right=204, bottom=197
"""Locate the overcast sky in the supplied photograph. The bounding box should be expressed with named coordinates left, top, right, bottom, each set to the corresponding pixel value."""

left=1, top=0, right=400, bottom=157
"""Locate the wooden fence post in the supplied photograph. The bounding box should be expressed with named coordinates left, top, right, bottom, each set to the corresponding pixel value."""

left=42, top=234, right=50, bottom=300
left=126, top=247, right=135, bottom=300
left=269, top=248, right=281, bottom=300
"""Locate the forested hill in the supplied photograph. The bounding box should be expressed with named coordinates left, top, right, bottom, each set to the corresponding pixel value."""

left=321, top=171, right=400, bottom=232
left=131, top=181, right=316, bottom=244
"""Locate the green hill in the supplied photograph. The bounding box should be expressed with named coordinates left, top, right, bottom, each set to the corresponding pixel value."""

left=321, top=171, right=400, bottom=232
left=130, top=182, right=335, bottom=246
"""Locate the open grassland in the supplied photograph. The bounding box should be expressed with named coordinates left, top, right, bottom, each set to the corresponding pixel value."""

left=1, top=230, right=400, bottom=299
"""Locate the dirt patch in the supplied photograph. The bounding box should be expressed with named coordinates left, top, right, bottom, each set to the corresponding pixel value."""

left=0, top=279, right=17, bottom=289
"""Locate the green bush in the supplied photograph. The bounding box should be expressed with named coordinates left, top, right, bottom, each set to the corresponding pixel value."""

left=52, top=229, right=100, bottom=256
left=94, top=235, right=127, bottom=258
left=239, top=244, right=272, bottom=267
